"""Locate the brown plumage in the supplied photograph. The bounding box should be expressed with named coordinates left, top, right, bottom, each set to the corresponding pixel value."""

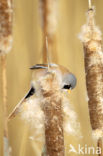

left=8, top=63, right=76, bottom=120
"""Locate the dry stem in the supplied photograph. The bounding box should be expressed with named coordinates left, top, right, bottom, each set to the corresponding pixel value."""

left=1, top=55, right=8, bottom=137
left=0, top=0, right=13, bottom=155
left=1, top=55, right=10, bottom=156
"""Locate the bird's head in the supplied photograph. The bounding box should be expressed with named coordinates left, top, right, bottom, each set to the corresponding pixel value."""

left=62, top=73, right=77, bottom=91
left=30, top=63, right=77, bottom=93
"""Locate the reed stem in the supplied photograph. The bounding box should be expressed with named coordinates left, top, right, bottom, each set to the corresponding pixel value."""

left=1, top=55, right=9, bottom=156
left=88, top=0, right=92, bottom=9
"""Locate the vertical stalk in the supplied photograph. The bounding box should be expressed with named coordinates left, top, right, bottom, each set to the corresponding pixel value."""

left=40, top=0, right=64, bottom=156
left=1, top=55, right=8, bottom=137
left=0, top=0, right=13, bottom=155
left=1, top=55, right=9, bottom=156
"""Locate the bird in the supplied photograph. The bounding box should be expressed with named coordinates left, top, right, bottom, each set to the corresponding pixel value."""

left=8, top=63, right=77, bottom=120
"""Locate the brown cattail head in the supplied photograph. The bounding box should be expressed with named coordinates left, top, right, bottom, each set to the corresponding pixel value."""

left=39, top=0, right=58, bottom=63
left=79, top=8, right=103, bottom=139
left=0, top=0, right=13, bottom=55
left=39, top=0, right=58, bottom=36
left=40, top=71, right=65, bottom=156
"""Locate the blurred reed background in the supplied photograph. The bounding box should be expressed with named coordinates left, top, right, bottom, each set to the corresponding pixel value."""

left=0, top=0, right=103, bottom=156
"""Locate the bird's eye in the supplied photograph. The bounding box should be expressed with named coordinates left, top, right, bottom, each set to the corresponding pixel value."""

left=63, top=84, right=72, bottom=90
left=62, top=73, right=77, bottom=90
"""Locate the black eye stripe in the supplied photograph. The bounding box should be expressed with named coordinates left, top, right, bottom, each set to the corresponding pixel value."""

left=63, top=85, right=71, bottom=89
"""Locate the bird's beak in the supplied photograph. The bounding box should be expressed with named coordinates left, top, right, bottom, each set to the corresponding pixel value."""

left=68, top=89, right=71, bottom=94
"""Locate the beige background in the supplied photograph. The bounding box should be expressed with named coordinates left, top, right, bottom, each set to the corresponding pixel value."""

left=0, top=0, right=103, bottom=155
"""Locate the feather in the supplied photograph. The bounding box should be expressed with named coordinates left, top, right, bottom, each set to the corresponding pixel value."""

left=30, top=63, right=58, bottom=70
left=8, top=87, right=35, bottom=120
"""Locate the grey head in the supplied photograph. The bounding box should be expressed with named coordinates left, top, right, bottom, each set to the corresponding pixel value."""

left=62, top=73, right=77, bottom=90
left=30, top=64, right=77, bottom=90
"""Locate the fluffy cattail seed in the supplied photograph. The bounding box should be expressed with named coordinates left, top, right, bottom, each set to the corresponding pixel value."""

left=79, top=8, right=103, bottom=139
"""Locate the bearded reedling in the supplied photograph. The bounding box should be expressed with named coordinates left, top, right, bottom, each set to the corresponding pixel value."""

left=0, top=0, right=13, bottom=155
left=79, top=0, right=103, bottom=155
left=8, top=63, right=77, bottom=156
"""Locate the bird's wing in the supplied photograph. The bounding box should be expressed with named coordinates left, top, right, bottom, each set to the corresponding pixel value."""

left=30, top=63, right=58, bottom=70
left=30, top=64, right=48, bottom=69
left=8, top=87, right=35, bottom=120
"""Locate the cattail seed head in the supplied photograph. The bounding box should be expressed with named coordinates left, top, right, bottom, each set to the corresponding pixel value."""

left=79, top=8, right=103, bottom=139
left=39, top=0, right=58, bottom=36
left=0, top=0, right=13, bottom=55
